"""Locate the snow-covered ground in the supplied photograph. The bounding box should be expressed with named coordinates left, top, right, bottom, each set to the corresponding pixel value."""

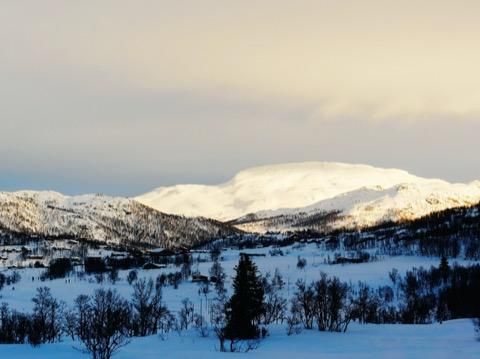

left=1, top=243, right=479, bottom=357
left=0, top=320, right=477, bottom=359
left=3, top=243, right=475, bottom=312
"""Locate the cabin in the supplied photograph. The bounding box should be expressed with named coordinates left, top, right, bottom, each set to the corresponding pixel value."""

left=192, top=273, right=209, bottom=282
left=147, top=248, right=176, bottom=261
left=143, top=262, right=167, bottom=270
left=333, top=256, right=365, bottom=265
left=110, top=252, right=129, bottom=258
left=240, top=252, right=266, bottom=258
left=70, top=256, right=83, bottom=266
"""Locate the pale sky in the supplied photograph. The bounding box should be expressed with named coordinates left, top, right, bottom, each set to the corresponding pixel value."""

left=1, top=1, right=480, bottom=195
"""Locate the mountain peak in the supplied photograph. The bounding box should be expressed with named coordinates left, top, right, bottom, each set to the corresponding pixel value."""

left=136, top=161, right=453, bottom=222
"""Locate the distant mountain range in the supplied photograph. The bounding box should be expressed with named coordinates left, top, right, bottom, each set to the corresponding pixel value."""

left=1, top=162, right=479, bottom=247
left=137, top=162, right=480, bottom=233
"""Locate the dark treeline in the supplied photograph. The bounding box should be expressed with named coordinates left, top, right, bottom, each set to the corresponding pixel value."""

left=337, top=204, right=480, bottom=259
left=84, top=252, right=194, bottom=272
left=0, top=271, right=21, bottom=291
left=201, top=203, right=480, bottom=260
left=28, top=251, right=195, bottom=288
left=283, top=258, right=480, bottom=339
left=349, top=257, right=480, bottom=325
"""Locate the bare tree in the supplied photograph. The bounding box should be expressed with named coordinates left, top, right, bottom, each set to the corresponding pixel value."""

left=210, top=259, right=227, bottom=297
left=291, top=279, right=315, bottom=329
left=131, top=278, right=168, bottom=336
left=178, top=298, right=194, bottom=331
left=30, top=287, right=64, bottom=344
left=211, top=297, right=228, bottom=352
left=285, top=311, right=302, bottom=336
left=73, top=294, right=90, bottom=341
left=262, top=269, right=287, bottom=324
left=313, top=273, right=354, bottom=332
left=193, top=313, right=209, bottom=337
left=297, top=256, right=307, bottom=270
left=108, top=269, right=119, bottom=284
left=75, top=289, right=131, bottom=359
left=126, top=270, right=138, bottom=285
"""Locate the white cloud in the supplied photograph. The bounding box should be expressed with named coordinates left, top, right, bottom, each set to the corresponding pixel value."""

left=2, top=1, right=480, bottom=120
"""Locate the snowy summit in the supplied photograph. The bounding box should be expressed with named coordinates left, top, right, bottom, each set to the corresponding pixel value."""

left=136, top=162, right=480, bottom=231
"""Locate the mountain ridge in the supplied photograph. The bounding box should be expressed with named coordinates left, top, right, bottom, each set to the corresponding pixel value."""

left=0, top=191, right=239, bottom=248
left=136, top=162, right=480, bottom=232
left=2, top=162, right=479, bottom=241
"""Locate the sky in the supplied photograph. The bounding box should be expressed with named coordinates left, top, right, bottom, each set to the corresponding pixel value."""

left=1, top=1, right=480, bottom=196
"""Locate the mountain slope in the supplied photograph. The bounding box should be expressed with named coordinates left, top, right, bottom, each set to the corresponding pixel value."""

left=136, top=162, right=480, bottom=232
left=0, top=191, right=238, bottom=248
left=233, top=181, right=480, bottom=232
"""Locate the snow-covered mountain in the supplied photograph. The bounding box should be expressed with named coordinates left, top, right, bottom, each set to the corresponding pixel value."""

left=136, top=162, right=480, bottom=232
left=0, top=191, right=238, bottom=248
left=3, top=162, right=479, bottom=241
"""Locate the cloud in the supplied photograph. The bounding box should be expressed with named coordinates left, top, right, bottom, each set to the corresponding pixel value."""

left=2, top=1, right=480, bottom=121
left=1, top=1, right=480, bottom=194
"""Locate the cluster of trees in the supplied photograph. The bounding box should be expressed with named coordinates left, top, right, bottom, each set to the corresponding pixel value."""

left=200, top=233, right=301, bottom=253
left=31, top=251, right=195, bottom=289
left=0, top=278, right=174, bottom=359
left=338, top=204, right=480, bottom=259
left=43, top=258, right=73, bottom=279
left=0, top=287, right=63, bottom=345
left=290, top=257, right=480, bottom=327
left=287, top=274, right=353, bottom=334
left=210, top=254, right=378, bottom=351
left=0, top=254, right=225, bottom=357
left=210, top=255, right=480, bottom=352
left=154, top=272, right=183, bottom=289
left=325, top=251, right=376, bottom=265
left=208, top=255, right=357, bottom=351
left=0, top=271, right=21, bottom=290
left=394, top=257, right=480, bottom=323
left=202, top=203, right=480, bottom=263
left=209, top=203, right=480, bottom=262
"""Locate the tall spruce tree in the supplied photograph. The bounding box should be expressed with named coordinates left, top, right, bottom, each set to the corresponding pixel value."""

left=224, top=254, right=265, bottom=340
left=439, top=255, right=450, bottom=283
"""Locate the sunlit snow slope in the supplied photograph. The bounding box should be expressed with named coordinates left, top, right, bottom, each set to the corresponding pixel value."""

left=137, top=162, right=480, bottom=231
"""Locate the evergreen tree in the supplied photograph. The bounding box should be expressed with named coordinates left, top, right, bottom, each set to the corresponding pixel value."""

left=224, top=254, right=265, bottom=340
left=439, top=255, right=450, bottom=283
